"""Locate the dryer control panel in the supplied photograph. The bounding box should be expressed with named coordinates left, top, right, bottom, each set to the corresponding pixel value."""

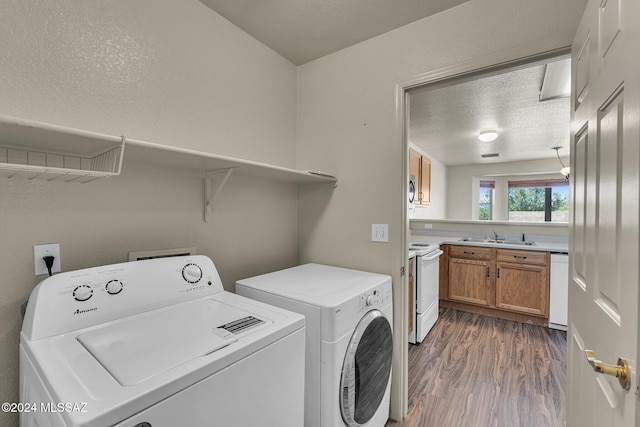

left=22, top=255, right=225, bottom=341
left=321, top=279, right=392, bottom=341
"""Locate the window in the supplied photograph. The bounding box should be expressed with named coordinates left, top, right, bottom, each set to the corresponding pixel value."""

left=479, top=181, right=494, bottom=221
left=508, top=179, right=569, bottom=222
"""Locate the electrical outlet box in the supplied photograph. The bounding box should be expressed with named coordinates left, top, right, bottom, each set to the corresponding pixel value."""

left=34, top=243, right=61, bottom=275
left=371, top=224, right=389, bottom=243
left=424, top=223, right=433, bottom=229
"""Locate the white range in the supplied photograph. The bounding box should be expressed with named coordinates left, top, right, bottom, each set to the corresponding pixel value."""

left=409, top=243, right=443, bottom=344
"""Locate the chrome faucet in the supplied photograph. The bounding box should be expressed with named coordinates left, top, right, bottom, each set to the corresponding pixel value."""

left=493, top=230, right=499, bottom=240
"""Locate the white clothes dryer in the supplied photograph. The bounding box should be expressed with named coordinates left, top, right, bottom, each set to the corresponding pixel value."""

left=236, top=263, right=393, bottom=427
left=20, top=255, right=305, bottom=427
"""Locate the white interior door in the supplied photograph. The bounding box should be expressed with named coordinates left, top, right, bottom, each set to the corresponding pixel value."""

left=567, top=0, right=640, bottom=426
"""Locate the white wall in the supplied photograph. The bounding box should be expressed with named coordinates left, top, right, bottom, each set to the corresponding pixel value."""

left=408, top=144, right=447, bottom=219
left=447, top=157, right=570, bottom=220
left=0, top=2, right=298, bottom=425
left=296, top=0, right=586, bottom=419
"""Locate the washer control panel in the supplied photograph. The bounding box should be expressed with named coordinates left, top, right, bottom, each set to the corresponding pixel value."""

left=323, top=277, right=393, bottom=341
left=22, top=255, right=225, bottom=340
left=357, top=284, right=392, bottom=314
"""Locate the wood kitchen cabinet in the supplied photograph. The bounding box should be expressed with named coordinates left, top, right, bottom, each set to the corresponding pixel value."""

left=409, top=148, right=431, bottom=206
left=495, top=249, right=549, bottom=317
left=447, top=246, right=493, bottom=307
left=441, top=245, right=550, bottom=324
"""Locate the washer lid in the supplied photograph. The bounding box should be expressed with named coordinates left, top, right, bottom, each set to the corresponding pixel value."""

left=77, top=299, right=268, bottom=386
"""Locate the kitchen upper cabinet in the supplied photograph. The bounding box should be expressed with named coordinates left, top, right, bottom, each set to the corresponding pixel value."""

left=409, top=148, right=431, bottom=206
left=495, top=249, right=549, bottom=317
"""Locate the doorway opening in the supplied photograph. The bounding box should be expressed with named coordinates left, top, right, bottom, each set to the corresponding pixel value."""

left=397, top=46, right=572, bottom=422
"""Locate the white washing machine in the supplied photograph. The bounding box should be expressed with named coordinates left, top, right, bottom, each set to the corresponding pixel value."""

left=236, top=263, right=393, bottom=427
left=20, top=255, right=305, bottom=427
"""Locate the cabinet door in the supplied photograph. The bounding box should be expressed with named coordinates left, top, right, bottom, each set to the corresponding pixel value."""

left=448, top=258, right=490, bottom=307
left=409, top=149, right=421, bottom=187
left=418, top=156, right=431, bottom=205
left=495, top=262, right=549, bottom=317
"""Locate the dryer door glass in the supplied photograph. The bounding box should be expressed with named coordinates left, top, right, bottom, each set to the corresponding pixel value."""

left=340, top=309, right=393, bottom=427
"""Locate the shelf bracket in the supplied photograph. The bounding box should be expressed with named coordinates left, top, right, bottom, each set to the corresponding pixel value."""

left=204, top=167, right=236, bottom=222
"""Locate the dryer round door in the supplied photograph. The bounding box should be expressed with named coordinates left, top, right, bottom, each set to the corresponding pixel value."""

left=340, top=309, right=393, bottom=427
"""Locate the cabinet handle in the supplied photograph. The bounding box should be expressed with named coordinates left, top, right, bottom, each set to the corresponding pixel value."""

left=486, top=266, right=490, bottom=277
left=497, top=267, right=501, bottom=278
left=513, top=255, right=527, bottom=259
left=463, top=251, right=475, bottom=255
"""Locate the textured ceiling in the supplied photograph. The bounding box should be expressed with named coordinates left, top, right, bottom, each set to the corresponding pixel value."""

left=198, top=0, right=468, bottom=65
left=409, top=59, right=571, bottom=166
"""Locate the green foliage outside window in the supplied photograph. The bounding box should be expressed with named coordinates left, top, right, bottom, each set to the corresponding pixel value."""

left=508, top=187, right=569, bottom=212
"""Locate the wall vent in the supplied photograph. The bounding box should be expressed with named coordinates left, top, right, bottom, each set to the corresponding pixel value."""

left=128, top=247, right=196, bottom=261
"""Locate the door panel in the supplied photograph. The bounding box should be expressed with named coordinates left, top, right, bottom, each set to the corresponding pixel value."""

left=596, top=89, right=623, bottom=321
left=567, top=0, right=640, bottom=425
left=572, top=126, right=587, bottom=287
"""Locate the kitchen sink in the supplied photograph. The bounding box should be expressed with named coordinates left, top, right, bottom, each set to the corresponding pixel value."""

left=459, top=237, right=497, bottom=243
left=458, top=237, right=536, bottom=246
left=498, top=240, right=536, bottom=246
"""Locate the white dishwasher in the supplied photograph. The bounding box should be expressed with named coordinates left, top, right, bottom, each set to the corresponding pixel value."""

left=549, top=253, right=568, bottom=331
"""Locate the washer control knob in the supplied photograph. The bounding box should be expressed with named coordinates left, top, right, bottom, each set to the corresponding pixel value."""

left=182, top=263, right=203, bottom=284
left=365, top=295, right=373, bottom=307
left=73, top=285, right=93, bottom=302
left=106, top=280, right=124, bottom=295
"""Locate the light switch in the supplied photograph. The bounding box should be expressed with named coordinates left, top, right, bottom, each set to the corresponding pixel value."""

left=371, top=224, right=389, bottom=243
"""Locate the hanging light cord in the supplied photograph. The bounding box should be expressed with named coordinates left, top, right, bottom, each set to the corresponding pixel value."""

left=554, top=147, right=567, bottom=168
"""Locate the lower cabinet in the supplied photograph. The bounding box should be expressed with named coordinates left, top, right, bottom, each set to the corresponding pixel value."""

left=495, top=250, right=549, bottom=317
left=448, top=258, right=491, bottom=307
left=443, top=245, right=550, bottom=322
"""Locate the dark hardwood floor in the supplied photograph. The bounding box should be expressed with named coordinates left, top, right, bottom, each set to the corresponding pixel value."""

left=386, top=308, right=566, bottom=427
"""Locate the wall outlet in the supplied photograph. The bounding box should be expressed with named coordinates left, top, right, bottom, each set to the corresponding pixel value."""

left=372, top=224, right=389, bottom=243
left=424, top=223, right=433, bottom=229
left=34, top=243, right=61, bottom=275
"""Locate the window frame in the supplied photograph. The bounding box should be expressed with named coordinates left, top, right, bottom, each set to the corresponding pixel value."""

left=479, top=181, right=495, bottom=221
left=507, top=179, right=569, bottom=223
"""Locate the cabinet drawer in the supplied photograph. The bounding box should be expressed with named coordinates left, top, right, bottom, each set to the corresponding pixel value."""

left=496, top=249, right=547, bottom=265
left=448, top=245, right=492, bottom=260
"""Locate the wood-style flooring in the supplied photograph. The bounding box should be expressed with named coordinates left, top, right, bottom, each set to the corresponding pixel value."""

left=385, top=308, right=567, bottom=427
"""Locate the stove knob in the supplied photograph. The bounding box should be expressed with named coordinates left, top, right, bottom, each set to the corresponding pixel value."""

left=106, top=280, right=123, bottom=295
left=365, top=295, right=373, bottom=307
left=182, top=263, right=202, bottom=284
left=73, top=285, right=93, bottom=302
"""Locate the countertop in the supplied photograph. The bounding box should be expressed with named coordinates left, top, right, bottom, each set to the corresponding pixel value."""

left=409, top=235, right=568, bottom=254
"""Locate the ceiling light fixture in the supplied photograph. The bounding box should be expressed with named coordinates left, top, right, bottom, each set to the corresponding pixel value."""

left=478, top=130, right=499, bottom=142
left=552, top=146, right=570, bottom=179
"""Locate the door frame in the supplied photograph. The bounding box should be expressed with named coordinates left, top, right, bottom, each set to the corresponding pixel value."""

left=392, top=33, right=574, bottom=420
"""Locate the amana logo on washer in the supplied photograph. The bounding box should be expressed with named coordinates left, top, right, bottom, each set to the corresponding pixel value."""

left=73, top=307, right=97, bottom=315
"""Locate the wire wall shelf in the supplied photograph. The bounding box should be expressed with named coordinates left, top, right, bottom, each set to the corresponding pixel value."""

left=0, top=115, right=125, bottom=183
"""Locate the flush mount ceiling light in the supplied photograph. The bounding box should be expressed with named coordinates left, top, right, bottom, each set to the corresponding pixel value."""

left=478, top=130, right=499, bottom=142
left=552, top=146, right=570, bottom=178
